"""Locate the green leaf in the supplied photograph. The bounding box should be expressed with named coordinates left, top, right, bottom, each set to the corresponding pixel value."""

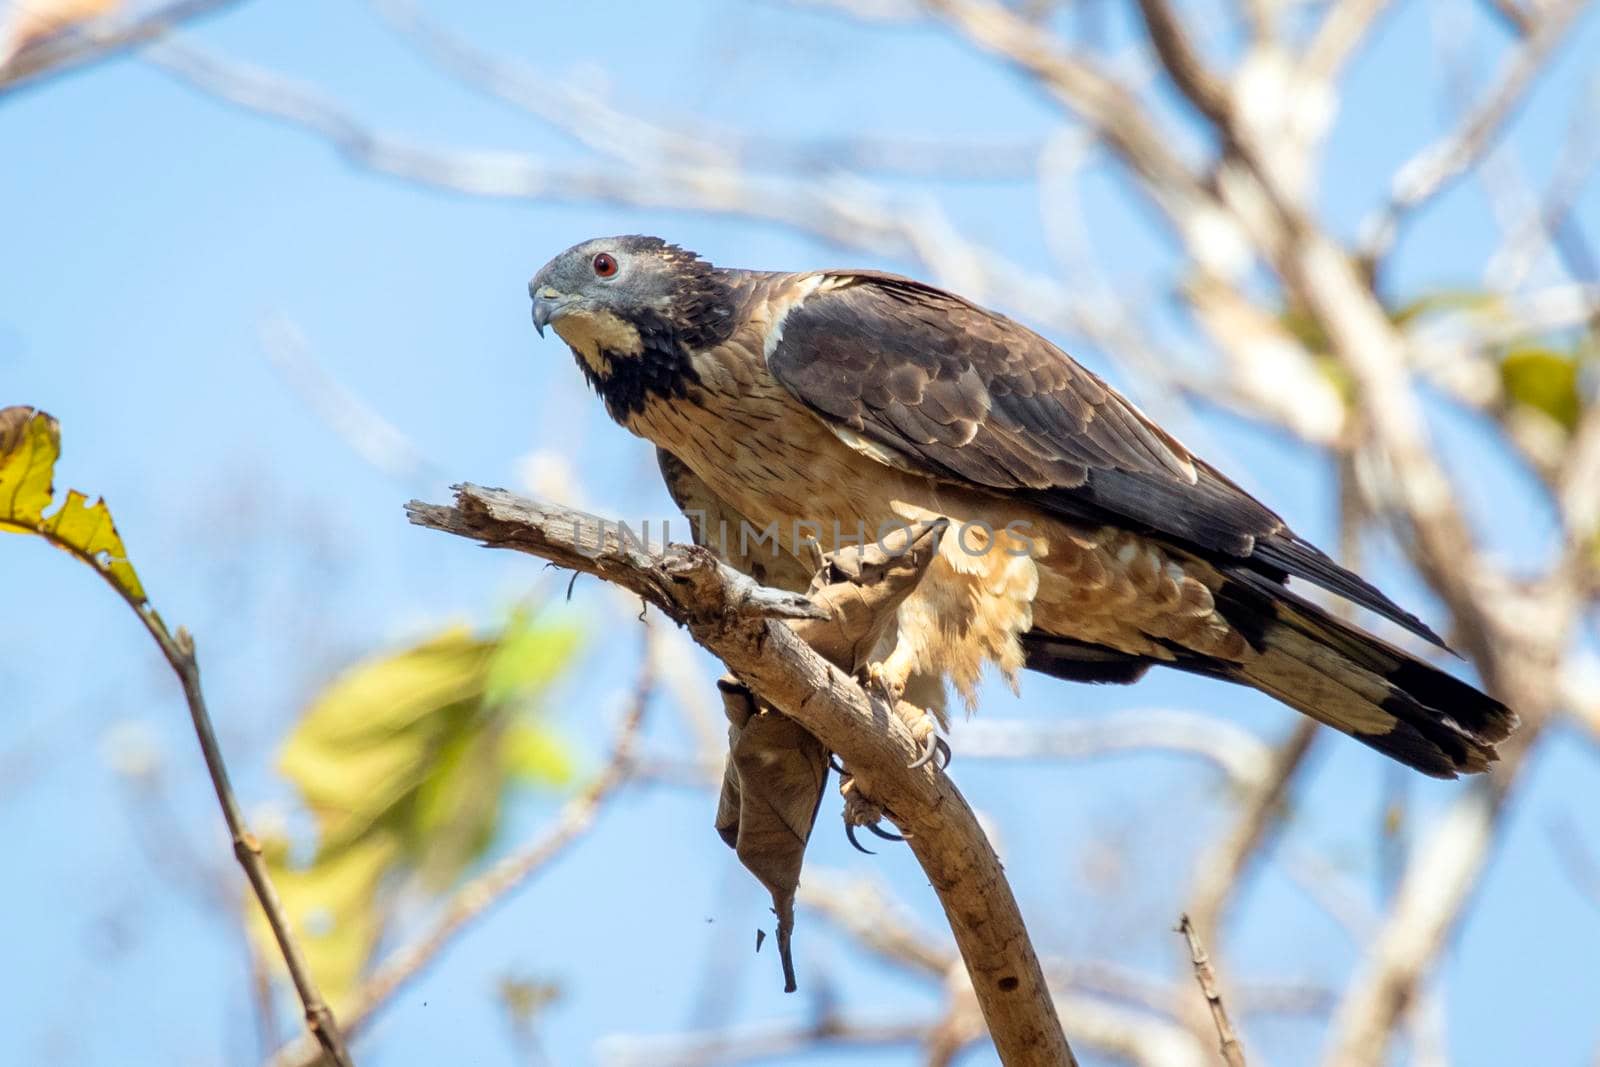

left=266, top=614, right=582, bottom=1006
left=0, top=406, right=146, bottom=603
left=280, top=628, right=498, bottom=846
left=1500, top=346, right=1582, bottom=431
left=484, top=610, right=582, bottom=706
left=502, top=720, right=575, bottom=786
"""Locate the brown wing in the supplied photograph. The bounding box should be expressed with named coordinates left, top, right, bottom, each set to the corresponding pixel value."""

left=766, top=271, right=1445, bottom=647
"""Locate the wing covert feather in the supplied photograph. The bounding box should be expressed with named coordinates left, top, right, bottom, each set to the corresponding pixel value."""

left=765, top=272, right=1444, bottom=646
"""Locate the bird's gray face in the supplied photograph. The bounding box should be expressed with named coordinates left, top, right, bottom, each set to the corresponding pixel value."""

left=528, top=237, right=681, bottom=365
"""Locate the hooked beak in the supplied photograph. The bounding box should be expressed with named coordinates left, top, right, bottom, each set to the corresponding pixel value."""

left=530, top=285, right=574, bottom=337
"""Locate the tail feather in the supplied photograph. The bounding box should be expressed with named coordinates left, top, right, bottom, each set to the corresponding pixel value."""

left=1023, top=584, right=1516, bottom=778
left=1232, top=643, right=1498, bottom=777
left=1215, top=576, right=1515, bottom=776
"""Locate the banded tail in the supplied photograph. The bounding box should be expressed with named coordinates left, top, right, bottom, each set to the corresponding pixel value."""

left=1023, top=576, right=1515, bottom=779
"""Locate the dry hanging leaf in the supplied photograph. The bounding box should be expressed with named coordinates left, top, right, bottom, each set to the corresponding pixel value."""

left=715, top=677, right=828, bottom=992
left=712, top=520, right=947, bottom=991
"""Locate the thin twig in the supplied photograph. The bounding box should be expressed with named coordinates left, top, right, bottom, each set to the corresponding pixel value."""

left=951, top=713, right=1275, bottom=789
left=258, top=315, right=444, bottom=489
left=1558, top=401, right=1600, bottom=584
left=919, top=0, right=1212, bottom=215
left=1132, top=0, right=1230, bottom=125
left=798, top=872, right=956, bottom=978
left=119, top=602, right=353, bottom=1065
left=1480, top=0, right=1535, bottom=36
left=1546, top=812, right=1600, bottom=917
left=140, top=37, right=1117, bottom=352
left=597, top=1014, right=935, bottom=1067
left=1302, top=0, right=1396, bottom=85
left=1487, top=76, right=1600, bottom=293
left=1, top=405, right=351, bottom=1064
left=1177, top=914, right=1247, bottom=1067
left=1316, top=721, right=1545, bottom=1067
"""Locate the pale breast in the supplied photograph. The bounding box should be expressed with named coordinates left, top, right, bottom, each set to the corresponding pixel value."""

left=629, top=347, right=883, bottom=545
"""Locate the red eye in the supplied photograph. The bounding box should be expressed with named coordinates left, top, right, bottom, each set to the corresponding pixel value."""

left=592, top=252, right=618, bottom=278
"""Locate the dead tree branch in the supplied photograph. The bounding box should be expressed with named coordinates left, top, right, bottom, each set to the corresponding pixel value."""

left=919, top=0, right=1215, bottom=222
left=368, top=0, right=1039, bottom=180
left=1302, top=0, right=1396, bottom=85
left=406, top=484, right=1076, bottom=1066
left=598, top=1015, right=935, bottom=1067
left=1316, top=746, right=1539, bottom=1067
left=39, top=4, right=1587, bottom=1059
left=952, top=713, right=1275, bottom=788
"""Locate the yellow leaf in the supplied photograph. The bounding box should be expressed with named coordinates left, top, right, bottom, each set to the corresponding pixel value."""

left=0, top=406, right=146, bottom=604
left=0, top=405, right=56, bottom=523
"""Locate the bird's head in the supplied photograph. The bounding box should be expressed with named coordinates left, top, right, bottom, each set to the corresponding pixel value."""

left=528, top=236, right=734, bottom=371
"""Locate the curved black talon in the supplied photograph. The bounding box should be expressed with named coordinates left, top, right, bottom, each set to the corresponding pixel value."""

left=867, top=822, right=904, bottom=842
left=845, top=824, right=875, bottom=855
left=908, top=733, right=951, bottom=771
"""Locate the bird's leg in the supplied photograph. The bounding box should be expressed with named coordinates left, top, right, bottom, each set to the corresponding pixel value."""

left=870, top=659, right=908, bottom=710
left=864, top=646, right=913, bottom=706
left=862, top=647, right=951, bottom=770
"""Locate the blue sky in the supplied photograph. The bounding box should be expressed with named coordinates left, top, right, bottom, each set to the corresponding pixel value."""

left=3, top=1, right=1598, bottom=1064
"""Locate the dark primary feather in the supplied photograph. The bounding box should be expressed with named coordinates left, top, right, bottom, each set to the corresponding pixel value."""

left=767, top=271, right=1444, bottom=647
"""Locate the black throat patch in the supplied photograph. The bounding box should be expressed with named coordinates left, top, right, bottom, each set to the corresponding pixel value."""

left=576, top=317, right=700, bottom=422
